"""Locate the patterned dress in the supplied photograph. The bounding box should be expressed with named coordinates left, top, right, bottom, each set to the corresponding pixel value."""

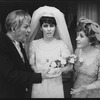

left=29, top=38, right=71, bottom=98
left=72, top=49, right=100, bottom=98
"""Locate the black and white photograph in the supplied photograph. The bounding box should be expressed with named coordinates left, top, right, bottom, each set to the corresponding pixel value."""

left=0, top=0, right=100, bottom=98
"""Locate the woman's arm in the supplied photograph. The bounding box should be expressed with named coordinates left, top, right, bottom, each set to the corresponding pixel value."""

left=71, top=64, right=100, bottom=94
left=84, top=65, right=100, bottom=90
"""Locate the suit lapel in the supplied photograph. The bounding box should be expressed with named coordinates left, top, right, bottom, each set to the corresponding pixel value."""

left=4, top=35, right=24, bottom=63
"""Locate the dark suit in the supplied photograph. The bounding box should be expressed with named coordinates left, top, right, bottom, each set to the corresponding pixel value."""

left=0, top=33, right=42, bottom=98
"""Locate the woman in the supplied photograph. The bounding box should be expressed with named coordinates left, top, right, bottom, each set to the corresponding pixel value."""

left=26, top=6, right=73, bottom=98
left=71, top=17, right=100, bottom=98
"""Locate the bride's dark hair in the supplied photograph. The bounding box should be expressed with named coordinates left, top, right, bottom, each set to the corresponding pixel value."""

left=39, top=16, right=57, bottom=27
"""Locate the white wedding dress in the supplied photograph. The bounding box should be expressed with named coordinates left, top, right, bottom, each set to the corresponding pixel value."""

left=29, top=38, right=71, bottom=98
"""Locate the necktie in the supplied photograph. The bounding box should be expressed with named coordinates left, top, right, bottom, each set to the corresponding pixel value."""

left=19, top=42, right=28, bottom=63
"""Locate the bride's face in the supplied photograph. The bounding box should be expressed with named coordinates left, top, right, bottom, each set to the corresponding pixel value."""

left=41, top=23, right=56, bottom=40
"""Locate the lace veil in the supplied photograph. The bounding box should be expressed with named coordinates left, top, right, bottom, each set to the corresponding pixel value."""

left=25, top=6, right=73, bottom=57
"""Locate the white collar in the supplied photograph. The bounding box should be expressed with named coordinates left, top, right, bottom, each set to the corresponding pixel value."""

left=6, top=33, right=19, bottom=44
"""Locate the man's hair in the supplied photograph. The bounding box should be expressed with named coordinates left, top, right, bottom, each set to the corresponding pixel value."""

left=5, top=10, right=31, bottom=32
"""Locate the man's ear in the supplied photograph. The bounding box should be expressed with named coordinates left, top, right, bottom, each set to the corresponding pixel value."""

left=11, top=27, right=15, bottom=33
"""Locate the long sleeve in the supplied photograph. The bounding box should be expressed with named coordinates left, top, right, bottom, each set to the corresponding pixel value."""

left=29, top=41, right=37, bottom=72
left=84, top=51, right=100, bottom=90
left=0, top=37, right=42, bottom=87
left=60, top=40, right=71, bottom=58
left=0, top=48, right=42, bottom=85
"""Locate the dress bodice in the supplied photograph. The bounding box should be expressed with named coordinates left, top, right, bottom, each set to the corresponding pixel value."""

left=29, top=38, right=71, bottom=98
left=73, top=49, right=100, bottom=98
left=75, top=49, right=100, bottom=79
left=29, top=38, right=71, bottom=72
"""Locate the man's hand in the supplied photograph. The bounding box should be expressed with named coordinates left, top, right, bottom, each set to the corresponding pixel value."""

left=41, top=68, right=61, bottom=79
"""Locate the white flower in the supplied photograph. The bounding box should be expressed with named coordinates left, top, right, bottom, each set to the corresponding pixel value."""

left=69, top=58, right=75, bottom=64
left=61, top=58, right=66, bottom=65
left=50, top=61, right=57, bottom=68
left=79, top=57, right=84, bottom=63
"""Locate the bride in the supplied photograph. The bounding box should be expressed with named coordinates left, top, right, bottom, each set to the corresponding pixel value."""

left=26, top=6, right=73, bottom=98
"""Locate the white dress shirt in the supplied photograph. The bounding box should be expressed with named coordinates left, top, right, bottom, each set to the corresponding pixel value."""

left=13, top=41, right=25, bottom=62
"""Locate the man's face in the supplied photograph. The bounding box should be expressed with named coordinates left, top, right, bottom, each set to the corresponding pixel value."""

left=14, top=20, right=31, bottom=43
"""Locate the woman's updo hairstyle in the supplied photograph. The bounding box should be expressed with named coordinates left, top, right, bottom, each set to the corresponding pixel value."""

left=76, top=17, right=100, bottom=46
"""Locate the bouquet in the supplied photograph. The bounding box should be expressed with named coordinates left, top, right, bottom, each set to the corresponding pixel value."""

left=66, top=54, right=84, bottom=66
left=50, top=57, right=66, bottom=68
left=48, top=54, right=78, bottom=74
left=48, top=57, right=66, bottom=74
left=48, top=54, right=84, bottom=74
left=66, top=54, right=78, bottom=64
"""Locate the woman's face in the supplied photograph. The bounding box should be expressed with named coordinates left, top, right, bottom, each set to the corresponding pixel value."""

left=13, top=20, right=31, bottom=43
left=41, top=23, right=56, bottom=40
left=76, top=31, right=90, bottom=49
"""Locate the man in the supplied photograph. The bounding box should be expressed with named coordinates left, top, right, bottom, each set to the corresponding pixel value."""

left=0, top=10, right=59, bottom=98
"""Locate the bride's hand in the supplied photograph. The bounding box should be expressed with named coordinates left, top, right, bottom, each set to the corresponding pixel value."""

left=48, top=67, right=61, bottom=74
left=42, top=68, right=61, bottom=79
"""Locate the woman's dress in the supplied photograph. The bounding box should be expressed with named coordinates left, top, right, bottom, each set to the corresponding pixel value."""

left=72, top=49, right=100, bottom=98
left=29, top=38, right=71, bottom=98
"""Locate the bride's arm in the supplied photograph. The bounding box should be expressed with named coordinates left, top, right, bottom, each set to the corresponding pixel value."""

left=60, top=40, right=73, bottom=73
left=29, top=42, right=38, bottom=73
left=29, top=55, right=38, bottom=73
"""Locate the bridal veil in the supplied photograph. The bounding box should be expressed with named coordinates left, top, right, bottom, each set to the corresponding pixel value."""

left=26, top=5, right=73, bottom=57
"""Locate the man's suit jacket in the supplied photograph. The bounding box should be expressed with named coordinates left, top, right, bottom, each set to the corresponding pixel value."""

left=0, top=33, right=42, bottom=98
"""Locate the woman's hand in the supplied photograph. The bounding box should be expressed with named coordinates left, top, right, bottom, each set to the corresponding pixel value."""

left=70, top=85, right=87, bottom=95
